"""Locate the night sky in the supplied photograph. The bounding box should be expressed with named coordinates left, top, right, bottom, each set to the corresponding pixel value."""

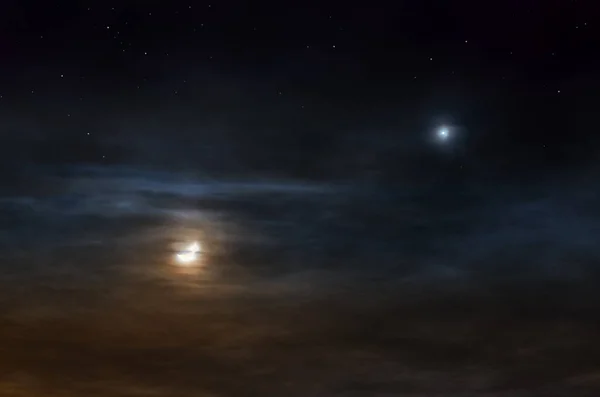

left=2, top=1, right=600, bottom=396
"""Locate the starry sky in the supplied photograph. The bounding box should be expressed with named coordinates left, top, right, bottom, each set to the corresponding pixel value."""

left=2, top=1, right=600, bottom=396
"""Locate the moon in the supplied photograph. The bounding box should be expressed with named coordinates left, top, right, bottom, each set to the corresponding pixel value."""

left=175, top=241, right=202, bottom=264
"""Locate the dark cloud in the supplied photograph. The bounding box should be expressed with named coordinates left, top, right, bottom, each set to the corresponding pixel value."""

left=2, top=164, right=599, bottom=288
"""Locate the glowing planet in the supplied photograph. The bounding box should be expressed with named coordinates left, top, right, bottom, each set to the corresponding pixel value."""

left=437, top=126, right=450, bottom=141
left=175, top=241, right=202, bottom=264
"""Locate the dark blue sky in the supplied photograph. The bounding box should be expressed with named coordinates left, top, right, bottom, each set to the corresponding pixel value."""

left=2, top=1, right=600, bottom=395
left=1, top=0, right=599, bottom=179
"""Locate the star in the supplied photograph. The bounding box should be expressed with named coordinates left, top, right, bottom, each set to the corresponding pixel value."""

left=431, top=124, right=461, bottom=150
